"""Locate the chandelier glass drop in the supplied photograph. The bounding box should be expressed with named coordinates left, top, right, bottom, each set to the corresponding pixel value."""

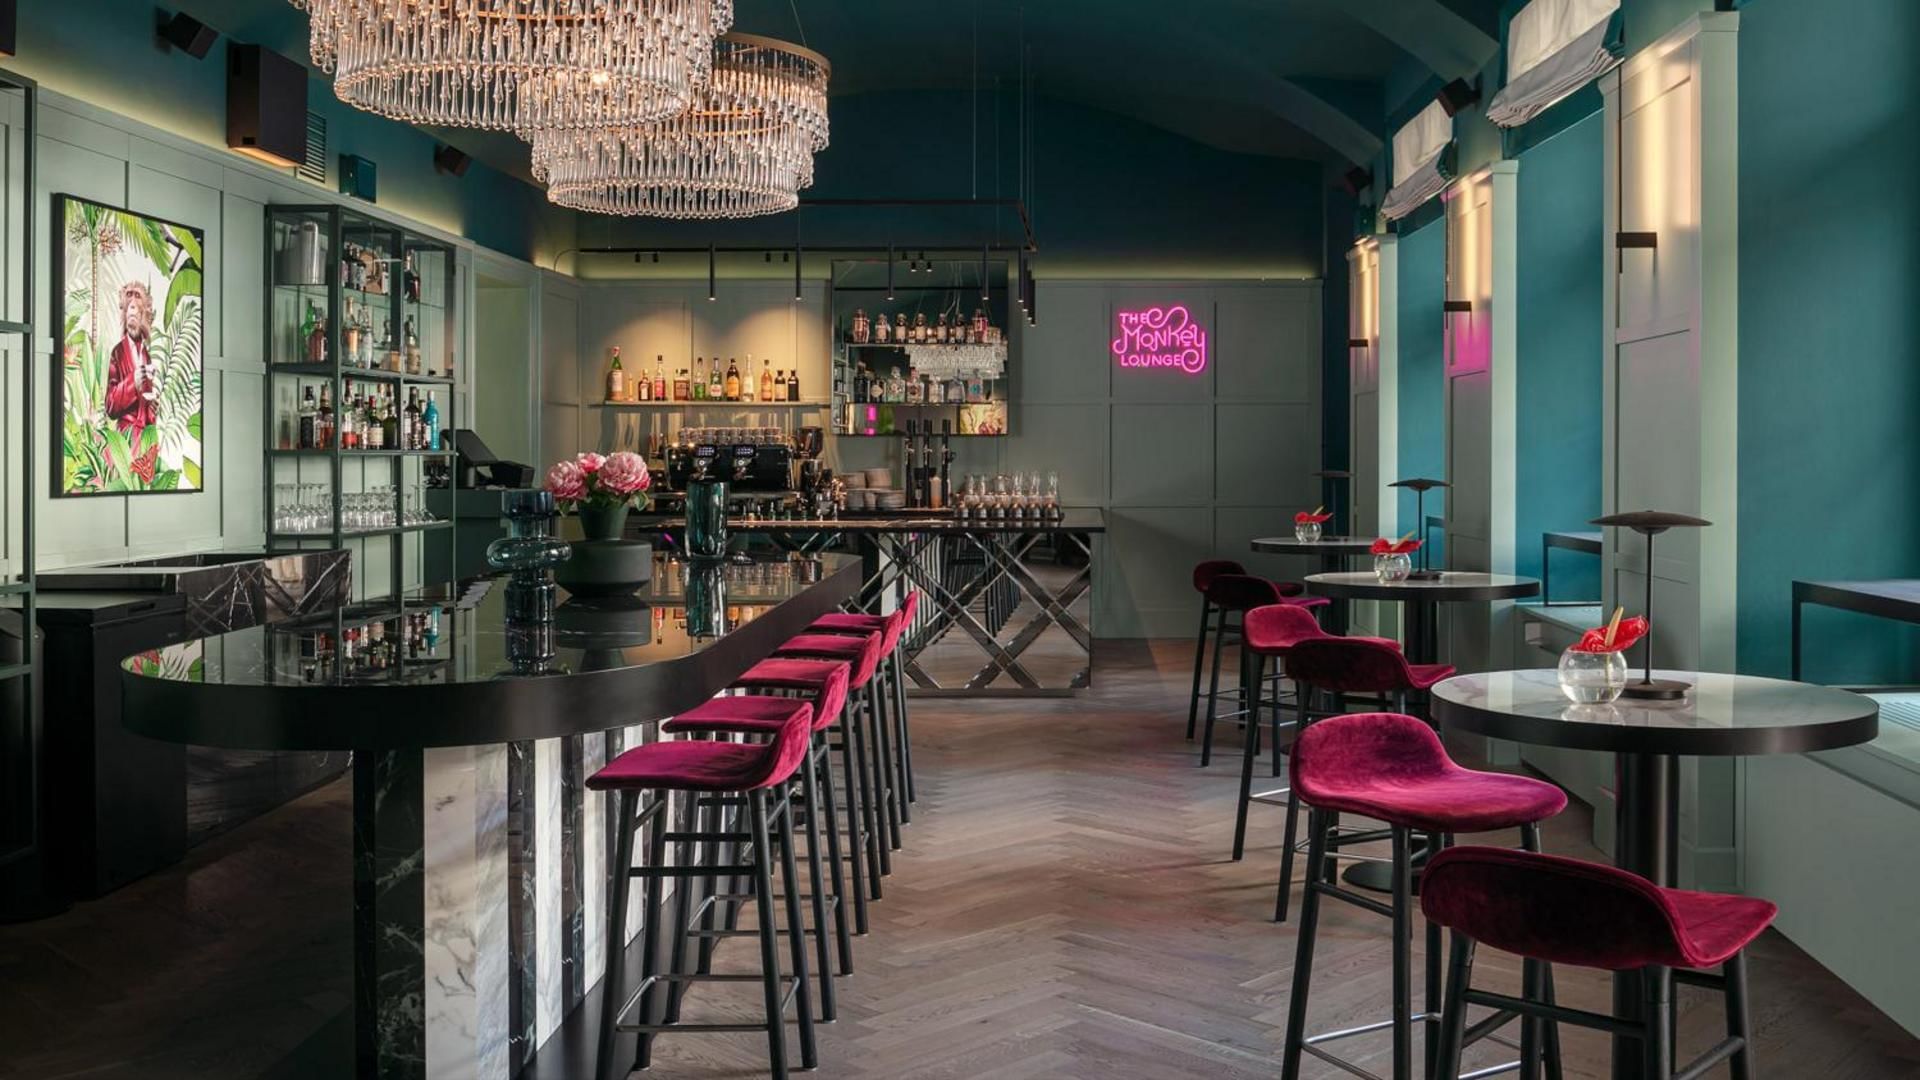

left=293, top=0, right=735, bottom=132
left=527, top=32, right=830, bottom=218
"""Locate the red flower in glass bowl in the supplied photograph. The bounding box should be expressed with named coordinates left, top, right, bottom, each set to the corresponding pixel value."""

left=1295, top=510, right=1333, bottom=524
left=1369, top=537, right=1422, bottom=556
left=1571, top=615, right=1649, bottom=654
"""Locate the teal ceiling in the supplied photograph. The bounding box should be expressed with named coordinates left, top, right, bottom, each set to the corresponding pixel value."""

left=179, top=0, right=1502, bottom=177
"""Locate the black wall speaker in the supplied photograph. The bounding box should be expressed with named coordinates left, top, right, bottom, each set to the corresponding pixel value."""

left=158, top=10, right=217, bottom=59
left=0, top=0, right=17, bottom=58
left=1340, top=166, right=1373, bottom=198
left=1436, top=77, right=1480, bottom=117
left=226, top=44, right=307, bottom=168
left=340, top=154, right=377, bottom=201
left=432, top=144, right=471, bottom=177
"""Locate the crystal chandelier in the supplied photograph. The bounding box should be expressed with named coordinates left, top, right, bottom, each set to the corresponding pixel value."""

left=527, top=32, right=830, bottom=218
left=293, top=0, right=735, bottom=132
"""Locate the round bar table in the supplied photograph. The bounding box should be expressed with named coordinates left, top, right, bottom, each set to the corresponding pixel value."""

left=1303, top=571, right=1540, bottom=665
left=1432, top=669, right=1879, bottom=1080
left=1250, top=537, right=1377, bottom=634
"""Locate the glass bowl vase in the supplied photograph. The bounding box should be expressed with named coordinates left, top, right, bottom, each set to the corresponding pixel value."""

left=1558, top=647, right=1629, bottom=704
left=1374, top=552, right=1412, bottom=582
left=1295, top=520, right=1323, bottom=543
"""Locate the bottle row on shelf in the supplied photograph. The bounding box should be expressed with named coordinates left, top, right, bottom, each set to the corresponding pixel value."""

left=283, top=380, right=443, bottom=452
left=339, top=240, right=423, bottom=302
left=606, top=348, right=805, bottom=404
left=274, top=605, right=447, bottom=685
left=286, top=297, right=444, bottom=378
left=848, top=309, right=1003, bottom=346
left=840, top=362, right=997, bottom=406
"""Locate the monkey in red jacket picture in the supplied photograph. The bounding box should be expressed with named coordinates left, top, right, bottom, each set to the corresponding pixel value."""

left=103, top=280, right=160, bottom=441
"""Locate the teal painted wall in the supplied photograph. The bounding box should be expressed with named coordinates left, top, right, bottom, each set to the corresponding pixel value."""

left=1396, top=218, right=1447, bottom=544
left=1, top=0, right=571, bottom=264
left=1513, top=112, right=1604, bottom=598
left=1735, top=0, right=1920, bottom=684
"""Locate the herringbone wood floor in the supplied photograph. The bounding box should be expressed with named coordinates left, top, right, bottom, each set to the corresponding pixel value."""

left=3, top=640, right=1918, bottom=1078
left=641, top=640, right=1920, bottom=1079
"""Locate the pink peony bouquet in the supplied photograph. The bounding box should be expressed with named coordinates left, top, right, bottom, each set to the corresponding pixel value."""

left=545, top=450, right=651, bottom=511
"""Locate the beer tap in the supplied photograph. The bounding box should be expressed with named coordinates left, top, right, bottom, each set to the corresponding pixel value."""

left=939, top=420, right=956, bottom=511
left=899, top=421, right=917, bottom=508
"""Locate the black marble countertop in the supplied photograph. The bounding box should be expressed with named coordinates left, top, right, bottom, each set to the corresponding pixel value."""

left=638, top=507, right=1107, bottom=534
left=119, top=552, right=860, bottom=751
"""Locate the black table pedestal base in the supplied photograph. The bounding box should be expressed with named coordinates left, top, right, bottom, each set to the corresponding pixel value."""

left=1340, top=846, right=1430, bottom=893
left=1612, top=753, right=1678, bottom=1080
left=1621, top=678, right=1691, bottom=701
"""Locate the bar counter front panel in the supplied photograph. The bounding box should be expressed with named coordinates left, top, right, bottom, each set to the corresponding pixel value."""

left=645, top=508, right=1105, bottom=697
left=121, top=552, right=858, bottom=1080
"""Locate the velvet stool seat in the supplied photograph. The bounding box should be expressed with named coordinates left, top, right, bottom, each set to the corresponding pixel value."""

left=1279, top=712, right=1568, bottom=1080
left=809, top=588, right=921, bottom=816
left=768, top=630, right=897, bottom=891
left=663, top=663, right=855, bottom=1016
left=1228, top=603, right=1404, bottom=862
left=591, top=701, right=818, bottom=1079
left=1425, top=846, right=1775, bottom=1079
left=733, top=653, right=886, bottom=931
left=1257, top=636, right=1455, bottom=921
left=1196, top=572, right=1325, bottom=767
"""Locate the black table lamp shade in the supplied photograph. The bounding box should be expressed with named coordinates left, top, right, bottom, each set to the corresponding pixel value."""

left=1591, top=510, right=1714, bottom=698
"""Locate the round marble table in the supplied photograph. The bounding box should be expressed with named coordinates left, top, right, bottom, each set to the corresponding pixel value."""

left=1432, top=668, right=1878, bottom=1080
left=1251, top=537, right=1377, bottom=633
left=1303, top=571, right=1540, bottom=664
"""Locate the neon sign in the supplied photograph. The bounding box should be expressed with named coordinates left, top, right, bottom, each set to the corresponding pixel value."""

left=1112, top=304, right=1208, bottom=375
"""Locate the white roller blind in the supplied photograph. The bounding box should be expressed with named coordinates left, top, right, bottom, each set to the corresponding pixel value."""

left=1487, top=0, right=1623, bottom=128
left=1382, top=101, right=1454, bottom=220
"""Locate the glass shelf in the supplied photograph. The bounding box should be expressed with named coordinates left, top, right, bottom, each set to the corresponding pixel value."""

left=269, top=521, right=453, bottom=542
left=269, top=448, right=456, bottom=458
left=269, top=363, right=454, bottom=386
left=597, top=399, right=829, bottom=409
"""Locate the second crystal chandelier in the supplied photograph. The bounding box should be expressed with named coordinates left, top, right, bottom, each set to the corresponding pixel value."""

left=528, top=32, right=831, bottom=218
left=294, top=0, right=735, bottom=132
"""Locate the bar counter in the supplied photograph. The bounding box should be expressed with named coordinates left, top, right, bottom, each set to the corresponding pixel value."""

left=644, top=508, right=1104, bottom=695
left=120, top=552, right=859, bottom=1079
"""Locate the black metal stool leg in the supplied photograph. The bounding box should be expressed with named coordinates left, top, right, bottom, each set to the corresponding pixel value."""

left=633, top=794, right=669, bottom=1073
left=1232, top=649, right=1262, bottom=861
left=1520, top=821, right=1565, bottom=1073
left=597, top=790, right=638, bottom=1080
left=1390, top=827, right=1413, bottom=1080
left=1201, top=608, right=1229, bottom=766
left=1725, top=951, right=1754, bottom=1080
left=773, top=786, right=819, bottom=1067
left=864, top=687, right=902, bottom=860
left=797, top=744, right=837, bottom=1021
left=1187, top=598, right=1212, bottom=740
left=813, top=734, right=856, bottom=972
left=1279, top=808, right=1328, bottom=1080
left=890, top=652, right=915, bottom=814
left=1642, top=966, right=1673, bottom=1079
left=664, top=792, right=699, bottom=1025
left=1426, top=829, right=1445, bottom=1080
left=869, top=677, right=905, bottom=850
left=748, top=790, right=791, bottom=1080
left=1274, top=684, right=1310, bottom=923
left=1434, top=933, right=1476, bottom=1080
left=843, top=697, right=886, bottom=896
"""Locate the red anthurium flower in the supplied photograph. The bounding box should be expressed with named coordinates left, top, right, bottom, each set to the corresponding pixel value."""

left=1295, top=511, right=1333, bottom=524
left=1370, top=537, right=1423, bottom=555
left=1572, top=615, right=1649, bottom=654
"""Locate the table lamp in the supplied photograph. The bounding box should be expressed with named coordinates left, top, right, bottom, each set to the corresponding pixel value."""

left=1590, top=510, right=1713, bottom=700
left=1389, top=478, right=1450, bottom=579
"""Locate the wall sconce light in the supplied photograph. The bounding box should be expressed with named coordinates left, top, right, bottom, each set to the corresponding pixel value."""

left=1348, top=337, right=1370, bottom=348
left=158, top=10, right=218, bottom=58
left=1443, top=299, right=1474, bottom=313
left=1615, top=232, right=1658, bottom=249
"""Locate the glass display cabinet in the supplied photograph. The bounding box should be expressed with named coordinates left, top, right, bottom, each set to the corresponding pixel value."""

left=262, top=205, right=459, bottom=600
left=829, top=258, right=1013, bottom=437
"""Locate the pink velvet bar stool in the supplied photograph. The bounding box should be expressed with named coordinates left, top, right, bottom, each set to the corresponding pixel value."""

left=663, top=662, right=854, bottom=1016
left=590, top=699, right=817, bottom=1079
left=809, top=588, right=921, bottom=815
left=1197, top=573, right=1328, bottom=767
left=1279, top=712, right=1568, bottom=1080
left=1229, top=603, right=1404, bottom=862
left=1425, top=847, right=1775, bottom=1079
left=771, top=630, right=902, bottom=864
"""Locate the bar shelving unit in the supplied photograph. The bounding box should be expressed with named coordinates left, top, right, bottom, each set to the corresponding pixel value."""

left=828, top=258, right=1015, bottom=438
left=262, top=205, right=459, bottom=600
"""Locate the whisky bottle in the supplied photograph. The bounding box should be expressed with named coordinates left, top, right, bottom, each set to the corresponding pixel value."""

left=606, top=346, right=625, bottom=402
left=759, top=359, right=774, bottom=403
left=787, top=368, right=801, bottom=402
left=724, top=357, right=741, bottom=401
left=652, top=356, right=667, bottom=402
left=673, top=368, right=691, bottom=402
left=298, top=387, right=318, bottom=449
left=707, top=356, right=723, bottom=401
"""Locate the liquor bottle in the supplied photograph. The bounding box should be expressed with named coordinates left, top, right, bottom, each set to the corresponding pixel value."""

left=339, top=390, right=358, bottom=449
left=966, top=371, right=985, bottom=403
left=787, top=368, right=800, bottom=402
left=652, top=356, right=667, bottom=402
left=759, top=359, right=774, bottom=403
left=874, top=312, right=892, bottom=344
left=913, top=313, right=928, bottom=344
left=724, top=357, right=741, bottom=401
left=382, top=392, right=400, bottom=450
left=886, top=366, right=906, bottom=402
left=947, top=373, right=966, bottom=405
left=638, top=362, right=652, bottom=401
left=673, top=367, right=691, bottom=402
left=707, top=356, right=723, bottom=401
left=936, top=313, right=949, bottom=343
left=422, top=392, right=441, bottom=451
left=905, top=367, right=923, bottom=404
left=316, top=385, right=336, bottom=449
left=297, top=301, right=316, bottom=362
left=298, top=386, right=318, bottom=449
left=306, top=310, right=328, bottom=363
left=972, top=308, right=988, bottom=343
left=607, top=346, right=626, bottom=402
left=895, top=313, right=909, bottom=343
left=403, top=251, right=421, bottom=303
left=852, top=309, right=870, bottom=343
left=692, top=357, right=707, bottom=401
left=853, top=364, right=869, bottom=404
left=363, top=393, right=381, bottom=450
left=405, top=389, right=423, bottom=450
left=404, top=317, right=421, bottom=375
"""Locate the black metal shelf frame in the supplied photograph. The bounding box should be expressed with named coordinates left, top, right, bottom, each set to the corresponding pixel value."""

left=262, top=204, right=460, bottom=601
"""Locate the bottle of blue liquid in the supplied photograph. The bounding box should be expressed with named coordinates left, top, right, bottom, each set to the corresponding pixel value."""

left=422, top=391, right=441, bottom=451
